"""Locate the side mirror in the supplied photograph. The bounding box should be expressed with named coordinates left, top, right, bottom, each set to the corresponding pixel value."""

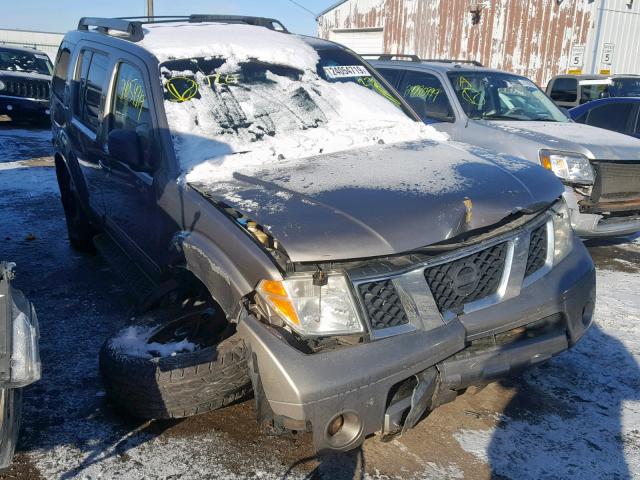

left=107, top=129, right=146, bottom=171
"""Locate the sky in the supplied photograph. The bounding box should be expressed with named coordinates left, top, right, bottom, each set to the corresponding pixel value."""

left=1, top=0, right=338, bottom=36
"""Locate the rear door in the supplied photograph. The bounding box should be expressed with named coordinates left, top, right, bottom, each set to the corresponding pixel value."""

left=68, top=47, right=111, bottom=216
left=583, top=101, right=636, bottom=136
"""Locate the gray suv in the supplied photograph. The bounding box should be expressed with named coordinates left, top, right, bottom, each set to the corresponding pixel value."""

left=51, top=16, right=595, bottom=452
left=370, top=56, right=640, bottom=238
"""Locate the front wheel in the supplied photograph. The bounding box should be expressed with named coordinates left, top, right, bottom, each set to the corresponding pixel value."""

left=99, top=304, right=252, bottom=419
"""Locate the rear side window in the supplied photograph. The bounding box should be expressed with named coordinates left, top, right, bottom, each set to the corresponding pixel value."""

left=585, top=102, right=634, bottom=133
left=75, top=50, right=109, bottom=132
left=398, top=70, right=454, bottom=123
left=52, top=48, right=71, bottom=98
left=580, top=83, right=608, bottom=104
left=377, top=68, right=403, bottom=88
left=550, top=77, right=578, bottom=103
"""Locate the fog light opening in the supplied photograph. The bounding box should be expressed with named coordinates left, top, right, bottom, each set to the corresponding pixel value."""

left=327, top=414, right=344, bottom=437
left=324, top=411, right=362, bottom=449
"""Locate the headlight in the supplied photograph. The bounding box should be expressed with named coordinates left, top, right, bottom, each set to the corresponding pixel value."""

left=256, top=274, right=364, bottom=336
left=551, top=199, right=573, bottom=264
left=539, top=150, right=594, bottom=184
left=0, top=80, right=5, bottom=91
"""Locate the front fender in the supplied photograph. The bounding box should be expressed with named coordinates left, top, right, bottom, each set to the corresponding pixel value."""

left=171, top=231, right=282, bottom=318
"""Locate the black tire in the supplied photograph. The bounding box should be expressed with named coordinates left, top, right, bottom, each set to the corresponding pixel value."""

left=99, top=308, right=252, bottom=419
left=55, top=162, right=95, bottom=251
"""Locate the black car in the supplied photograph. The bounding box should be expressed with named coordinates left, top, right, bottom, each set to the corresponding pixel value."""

left=0, top=46, right=53, bottom=122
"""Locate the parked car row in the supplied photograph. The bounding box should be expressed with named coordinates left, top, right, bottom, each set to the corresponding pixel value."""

left=1, top=13, right=638, bottom=462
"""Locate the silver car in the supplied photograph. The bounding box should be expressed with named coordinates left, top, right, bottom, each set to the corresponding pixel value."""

left=371, top=57, right=640, bottom=238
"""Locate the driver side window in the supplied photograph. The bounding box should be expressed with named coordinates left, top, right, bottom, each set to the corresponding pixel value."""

left=111, top=63, right=153, bottom=165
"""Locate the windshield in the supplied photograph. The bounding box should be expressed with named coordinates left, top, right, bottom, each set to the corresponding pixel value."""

left=448, top=71, right=568, bottom=122
left=610, top=77, right=640, bottom=98
left=160, top=48, right=423, bottom=172
left=0, top=48, right=53, bottom=75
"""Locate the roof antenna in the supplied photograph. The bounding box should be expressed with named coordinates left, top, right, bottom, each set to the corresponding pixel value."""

left=284, top=0, right=317, bottom=18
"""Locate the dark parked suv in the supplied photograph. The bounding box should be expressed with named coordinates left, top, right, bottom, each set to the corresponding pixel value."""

left=51, top=16, right=596, bottom=452
left=0, top=46, right=53, bottom=122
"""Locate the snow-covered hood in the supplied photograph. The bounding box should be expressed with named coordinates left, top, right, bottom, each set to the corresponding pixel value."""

left=0, top=70, right=51, bottom=82
left=481, top=121, right=640, bottom=160
left=190, top=140, right=563, bottom=262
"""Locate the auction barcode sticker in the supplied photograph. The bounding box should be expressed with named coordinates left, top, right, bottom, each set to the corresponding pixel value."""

left=323, top=65, right=370, bottom=79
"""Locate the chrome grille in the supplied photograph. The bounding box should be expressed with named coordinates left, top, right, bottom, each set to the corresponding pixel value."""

left=525, top=224, right=548, bottom=277
left=424, top=242, right=508, bottom=315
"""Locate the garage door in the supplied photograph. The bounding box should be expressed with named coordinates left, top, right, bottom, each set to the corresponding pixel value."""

left=328, top=28, right=384, bottom=54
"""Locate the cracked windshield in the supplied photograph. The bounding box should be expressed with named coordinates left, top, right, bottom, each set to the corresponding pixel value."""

left=160, top=48, right=412, bottom=144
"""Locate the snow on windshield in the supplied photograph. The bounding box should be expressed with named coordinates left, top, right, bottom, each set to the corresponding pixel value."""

left=153, top=35, right=446, bottom=184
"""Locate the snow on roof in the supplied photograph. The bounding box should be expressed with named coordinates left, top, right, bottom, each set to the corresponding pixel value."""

left=139, top=22, right=320, bottom=70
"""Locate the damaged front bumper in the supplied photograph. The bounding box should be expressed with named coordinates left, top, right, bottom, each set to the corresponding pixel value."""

left=238, top=235, right=595, bottom=452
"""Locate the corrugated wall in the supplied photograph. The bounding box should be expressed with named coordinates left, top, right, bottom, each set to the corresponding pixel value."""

left=585, top=0, right=640, bottom=75
left=318, top=0, right=601, bottom=86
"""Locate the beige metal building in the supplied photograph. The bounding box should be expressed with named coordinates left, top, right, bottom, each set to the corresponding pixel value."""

left=0, top=28, right=64, bottom=59
left=317, top=0, right=640, bottom=87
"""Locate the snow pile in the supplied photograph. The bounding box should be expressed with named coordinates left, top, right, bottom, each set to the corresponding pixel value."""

left=109, top=325, right=197, bottom=359
left=163, top=67, right=446, bottom=184
left=203, top=140, right=471, bottom=199
left=140, top=23, right=320, bottom=69
left=146, top=22, right=447, bottom=185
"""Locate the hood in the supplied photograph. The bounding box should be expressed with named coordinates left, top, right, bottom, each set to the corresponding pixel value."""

left=190, top=140, right=563, bottom=262
left=0, top=70, right=51, bottom=82
left=482, top=120, right=640, bottom=160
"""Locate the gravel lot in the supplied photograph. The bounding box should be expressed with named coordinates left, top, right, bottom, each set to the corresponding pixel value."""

left=0, top=120, right=639, bottom=479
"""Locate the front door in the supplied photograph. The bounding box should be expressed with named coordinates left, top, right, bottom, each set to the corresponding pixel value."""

left=100, top=60, right=162, bottom=278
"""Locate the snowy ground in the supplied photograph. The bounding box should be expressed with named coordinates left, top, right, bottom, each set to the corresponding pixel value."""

left=0, top=120, right=639, bottom=479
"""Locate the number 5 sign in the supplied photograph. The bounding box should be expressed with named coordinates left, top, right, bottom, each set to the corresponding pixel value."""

left=602, top=43, right=615, bottom=66
left=570, top=45, right=586, bottom=67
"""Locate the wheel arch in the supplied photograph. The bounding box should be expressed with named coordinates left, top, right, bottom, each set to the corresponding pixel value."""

left=168, top=231, right=258, bottom=321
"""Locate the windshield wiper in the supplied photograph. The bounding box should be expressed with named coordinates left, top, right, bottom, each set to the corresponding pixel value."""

left=481, top=114, right=527, bottom=121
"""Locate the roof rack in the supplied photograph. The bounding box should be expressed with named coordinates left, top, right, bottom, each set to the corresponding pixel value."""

left=422, top=58, right=483, bottom=66
left=189, top=15, right=288, bottom=32
left=361, top=54, right=421, bottom=62
left=77, top=14, right=289, bottom=42
left=78, top=17, right=145, bottom=42
left=361, top=54, right=483, bottom=67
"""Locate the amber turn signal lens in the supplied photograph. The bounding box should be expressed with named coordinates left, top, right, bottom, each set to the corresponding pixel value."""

left=270, top=297, right=300, bottom=325
left=540, top=155, right=552, bottom=170
left=257, top=280, right=300, bottom=326
left=260, top=279, right=287, bottom=297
